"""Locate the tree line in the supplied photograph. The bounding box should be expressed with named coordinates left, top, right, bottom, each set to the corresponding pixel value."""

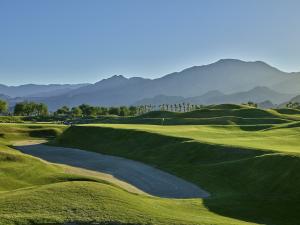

left=54, top=104, right=138, bottom=117
left=1, top=98, right=298, bottom=117
left=53, top=103, right=205, bottom=117
left=0, top=100, right=204, bottom=117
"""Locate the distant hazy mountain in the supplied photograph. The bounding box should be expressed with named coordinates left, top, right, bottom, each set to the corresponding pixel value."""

left=0, top=94, right=10, bottom=101
left=135, top=87, right=293, bottom=106
left=289, top=95, right=300, bottom=103
left=0, top=83, right=89, bottom=98
left=278, top=94, right=300, bottom=108
left=271, top=75, right=300, bottom=94
left=199, top=86, right=293, bottom=104
left=2, top=59, right=300, bottom=110
left=134, top=95, right=185, bottom=105
left=257, top=100, right=275, bottom=109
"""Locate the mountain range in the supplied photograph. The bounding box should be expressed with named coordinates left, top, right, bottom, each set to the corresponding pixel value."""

left=0, top=83, right=89, bottom=98
left=134, top=87, right=294, bottom=106
left=1, top=59, right=300, bottom=110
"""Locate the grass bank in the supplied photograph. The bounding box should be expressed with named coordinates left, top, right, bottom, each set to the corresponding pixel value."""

left=0, top=123, right=255, bottom=225
left=54, top=124, right=300, bottom=225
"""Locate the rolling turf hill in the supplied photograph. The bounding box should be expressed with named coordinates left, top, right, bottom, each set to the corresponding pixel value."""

left=54, top=120, right=300, bottom=225
left=0, top=124, right=255, bottom=225
left=51, top=105, right=300, bottom=225
left=1, top=105, right=300, bottom=224
left=94, top=104, right=298, bottom=126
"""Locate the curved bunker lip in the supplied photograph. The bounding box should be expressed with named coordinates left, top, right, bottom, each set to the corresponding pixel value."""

left=15, top=144, right=210, bottom=199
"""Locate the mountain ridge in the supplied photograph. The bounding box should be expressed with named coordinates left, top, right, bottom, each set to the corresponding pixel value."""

left=0, top=59, right=299, bottom=109
left=135, top=86, right=293, bottom=106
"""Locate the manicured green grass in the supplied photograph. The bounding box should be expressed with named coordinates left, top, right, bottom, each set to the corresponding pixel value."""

left=55, top=122, right=300, bottom=225
left=2, top=105, right=300, bottom=225
left=95, top=116, right=291, bottom=126
left=0, top=124, right=255, bottom=225
left=94, top=106, right=299, bottom=126
left=0, top=123, right=66, bottom=146
left=0, top=116, right=24, bottom=123
left=87, top=123, right=300, bottom=153
left=0, top=180, right=257, bottom=225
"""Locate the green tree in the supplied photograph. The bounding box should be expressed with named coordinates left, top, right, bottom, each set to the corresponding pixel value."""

left=14, top=102, right=25, bottom=116
left=14, top=101, right=47, bottom=116
left=129, top=106, right=137, bottom=116
left=0, top=99, right=8, bottom=114
left=119, top=106, right=129, bottom=116
left=99, top=107, right=108, bottom=115
left=108, top=107, right=120, bottom=116
left=78, top=104, right=95, bottom=116
left=71, top=107, right=82, bottom=117
left=36, top=103, right=48, bottom=116
left=56, top=106, right=70, bottom=116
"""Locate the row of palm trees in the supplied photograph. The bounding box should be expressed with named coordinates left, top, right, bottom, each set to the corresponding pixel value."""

left=136, top=103, right=203, bottom=115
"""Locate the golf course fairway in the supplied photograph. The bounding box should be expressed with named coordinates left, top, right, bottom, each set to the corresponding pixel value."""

left=0, top=106, right=300, bottom=225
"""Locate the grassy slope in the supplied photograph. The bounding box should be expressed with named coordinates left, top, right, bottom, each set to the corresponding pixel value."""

left=55, top=122, right=300, bottom=225
left=0, top=123, right=66, bottom=146
left=0, top=124, right=254, bottom=225
left=90, top=123, right=300, bottom=153
left=95, top=105, right=299, bottom=126
left=0, top=116, right=24, bottom=123
left=2, top=106, right=300, bottom=225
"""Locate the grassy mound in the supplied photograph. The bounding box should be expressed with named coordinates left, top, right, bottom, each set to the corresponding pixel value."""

left=134, top=105, right=293, bottom=126
left=139, top=110, right=178, bottom=118
left=0, top=180, right=252, bottom=225
left=0, top=124, right=255, bottom=225
left=94, top=116, right=289, bottom=126
left=2, top=111, right=300, bottom=225
left=0, top=146, right=99, bottom=192
left=54, top=124, right=300, bottom=225
left=78, top=124, right=300, bottom=153
left=206, top=104, right=250, bottom=110
left=0, top=123, right=66, bottom=146
left=178, top=108, right=280, bottom=119
left=274, top=108, right=300, bottom=115
left=0, top=116, right=24, bottom=123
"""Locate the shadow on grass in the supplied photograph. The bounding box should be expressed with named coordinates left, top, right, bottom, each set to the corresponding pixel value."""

left=53, top=126, right=300, bottom=225
left=29, top=129, right=61, bottom=139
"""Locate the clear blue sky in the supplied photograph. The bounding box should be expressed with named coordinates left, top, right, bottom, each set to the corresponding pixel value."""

left=0, top=0, right=300, bottom=85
